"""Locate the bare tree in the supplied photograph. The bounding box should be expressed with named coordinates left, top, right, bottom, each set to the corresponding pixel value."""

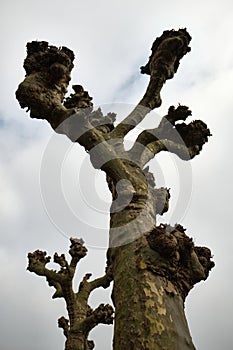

left=16, top=28, right=214, bottom=349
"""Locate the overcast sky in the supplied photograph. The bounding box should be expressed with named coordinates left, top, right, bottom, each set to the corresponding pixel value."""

left=1, top=0, right=233, bottom=349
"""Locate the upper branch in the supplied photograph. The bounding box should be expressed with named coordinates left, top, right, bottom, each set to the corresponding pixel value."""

left=27, top=250, right=64, bottom=282
left=15, top=32, right=192, bottom=160
left=16, top=41, right=92, bottom=128
left=109, top=28, right=191, bottom=139
left=27, top=237, right=88, bottom=299
left=68, top=238, right=87, bottom=276
left=15, top=41, right=113, bottom=150
left=129, top=105, right=211, bottom=166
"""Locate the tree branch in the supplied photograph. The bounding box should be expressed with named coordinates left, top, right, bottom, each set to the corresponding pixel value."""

left=27, top=239, right=113, bottom=349
left=82, top=304, right=114, bottom=334
left=128, top=105, right=211, bottom=166
left=58, top=316, right=70, bottom=339
left=15, top=42, right=90, bottom=127
left=68, top=238, right=87, bottom=276
left=76, top=268, right=113, bottom=310
left=27, top=238, right=89, bottom=300
left=78, top=271, right=112, bottom=296
left=135, top=105, right=192, bottom=147
left=27, top=250, right=65, bottom=283
left=15, top=40, right=116, bottom=152
left=109, top=29, right=191, bottom=138
left=140, top=139, right=201, bottom=165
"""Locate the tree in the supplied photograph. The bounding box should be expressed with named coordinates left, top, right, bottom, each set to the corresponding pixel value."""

left=16, top=28, right=214, bottom=349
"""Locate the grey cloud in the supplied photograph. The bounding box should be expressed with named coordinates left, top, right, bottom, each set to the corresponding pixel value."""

left=1, top=0, right=233, bottom=349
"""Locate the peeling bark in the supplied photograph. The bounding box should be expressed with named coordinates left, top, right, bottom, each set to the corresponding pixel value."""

left=107, top=189, right=213, bottom=349
left=109, top=239, right=196, bottom=350
left=16, top=28, right=214, bottom=349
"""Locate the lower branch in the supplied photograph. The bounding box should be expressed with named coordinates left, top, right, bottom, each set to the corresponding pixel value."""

left=82, top=304, right=114, bottom=334
left=27, top=238, right=114, bottom=349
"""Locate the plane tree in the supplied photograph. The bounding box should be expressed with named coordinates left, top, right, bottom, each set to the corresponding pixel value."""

left=16, top=28, right=214, bottom=349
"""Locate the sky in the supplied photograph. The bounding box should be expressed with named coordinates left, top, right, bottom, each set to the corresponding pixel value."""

left=1, top=0, right=233, bottom=349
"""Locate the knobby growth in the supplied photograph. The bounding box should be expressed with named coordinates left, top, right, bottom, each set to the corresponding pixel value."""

left=16, top=28, right=214, bottom=349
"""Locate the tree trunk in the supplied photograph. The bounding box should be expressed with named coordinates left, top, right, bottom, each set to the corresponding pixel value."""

left=107, top=160, right=213, bottom=350
left=110, top=238, right=195, bottom=350
left=64, top=332, right=92, bottom=350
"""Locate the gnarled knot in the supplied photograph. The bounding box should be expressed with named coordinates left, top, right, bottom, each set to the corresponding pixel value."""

left=175, top=120, right=211, bottom=148
left=27, top=250, right=51, bottom=271
left=140, top=28, right=191, bottom=77
left=147, top=224, right=215, bottom=299
left=69, top=237, right=87, bottom=258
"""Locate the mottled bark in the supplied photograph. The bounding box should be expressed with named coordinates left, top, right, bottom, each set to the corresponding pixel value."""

left=107, top=167, right=213, bottom=350
left=109, top=225, right=213, bottom=350
left=109, top=239, right=196, bottom=350
left=16, top=28, right=214, bottom=349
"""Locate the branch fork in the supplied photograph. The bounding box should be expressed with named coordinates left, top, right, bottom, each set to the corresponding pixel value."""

left=27, top=238, right=113, bottom=349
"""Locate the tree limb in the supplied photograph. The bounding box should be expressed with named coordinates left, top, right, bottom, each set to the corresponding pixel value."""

left=81, top=304, right=114, bottom=334
left=27, top=239, right=114, bottom=349
left=109, top=29, right=192, bottom=138
left=27, top=250, right=65, bottom=284
left=68, top=238, right=87, bottom=276
left=140, top=139, right=201, bottom=165
left=58, top=316, right=69, bottom=338
left=128, top=105, right=211, bottom=165
left=78, top=272, right=112, bottom=293
left=15, top=40, right=116, bottom=151
left=76, top=269, right=113, bottom=311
